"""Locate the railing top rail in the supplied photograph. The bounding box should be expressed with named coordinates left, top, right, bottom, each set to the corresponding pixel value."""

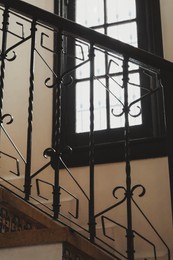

left=0, top=0, right=173, bottom=72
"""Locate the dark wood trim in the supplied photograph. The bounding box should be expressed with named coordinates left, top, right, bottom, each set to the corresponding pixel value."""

left=61, top=136, right=167, bottom=168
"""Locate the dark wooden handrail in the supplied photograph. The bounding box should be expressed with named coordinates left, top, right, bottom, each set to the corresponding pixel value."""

left=0, top=0, right=173, bottom=72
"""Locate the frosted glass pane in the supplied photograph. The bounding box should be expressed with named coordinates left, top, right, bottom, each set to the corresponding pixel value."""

left=76, top=82, right=90, bottom=133
left=76, top=0, right=104, bottom=27
left=107, top=0, right=136, bottom=23
left=108, top=22, right=138, bottom=47
left=94, top=79, right=107, bottom=131
left=109, top=75, right=125, bottom=128
left=128, top=73, right=142, bottom=126
left=75, top=42, right=90, bottom=79
left=76, top=80, right=107, bottom=133
left=108, top=22, right=137, bottom=47
left=95, top=49, right=106, bottom=76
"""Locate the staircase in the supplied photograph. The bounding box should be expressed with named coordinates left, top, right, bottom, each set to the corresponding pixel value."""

left=0, top=186, right=113, bottom=260
left=0, top=0, right=173, bottom=259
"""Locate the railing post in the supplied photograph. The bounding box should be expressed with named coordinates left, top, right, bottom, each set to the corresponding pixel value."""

left=0, top=5, right=9, bottom=123
left=24, top=18, right=37, bottom=201
left=123, top=56, right=135, bottom=259
left=89, top=44, right=96, bottom=242
left=161, top=69, right=173, bottom=223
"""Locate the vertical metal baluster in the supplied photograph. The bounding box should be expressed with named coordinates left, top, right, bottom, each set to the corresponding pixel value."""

left=0, top=5, right=9, bottom=123
left=52, top=31, right=63, bottom=219
left=89, top=44, right=96, bottom=242
left=123, top=56, right=135, bottom=259
left=24, top=19, right=37, bottom=201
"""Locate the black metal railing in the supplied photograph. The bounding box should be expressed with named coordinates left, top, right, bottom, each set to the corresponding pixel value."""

left=0, top=0, right=173, bottom=259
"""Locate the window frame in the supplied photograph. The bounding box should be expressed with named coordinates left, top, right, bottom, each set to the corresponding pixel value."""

left=54, top=0, right=166, bottom=167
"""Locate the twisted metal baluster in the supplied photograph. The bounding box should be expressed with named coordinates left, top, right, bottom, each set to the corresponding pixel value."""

left=89, top=44, right=96, bottom=242
left=0, top=5, right=9, bottom=124
left=51, top=31, right=63, bottom=219
left=123, top=56, right=135, bottom=259
left=24, top=18, right=37, bottom=201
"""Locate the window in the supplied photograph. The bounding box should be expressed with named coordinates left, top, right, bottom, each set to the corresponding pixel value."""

left=75, top=0, right=141, bottom=133
left=54, top=0, right=166, bottom=167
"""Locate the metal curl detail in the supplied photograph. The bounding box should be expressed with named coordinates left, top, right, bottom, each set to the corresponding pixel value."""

left=43, top=147, right=56, bottom=159
left=44, top=77, right=60, bottom=88
left=61, top=74, right=74, bottom=87
left=1, top=114, right=13, bottom=124
left=113, top=186, right=127, bottom=199
left=131, top=184, right=146, bottom=197
left=111, top=107, right=124, bottom=118
left=0, top=51, right=17, bottom=62
left=129, top=105, right=142, bottom=118
left=43, top=148, right=60, bottom=170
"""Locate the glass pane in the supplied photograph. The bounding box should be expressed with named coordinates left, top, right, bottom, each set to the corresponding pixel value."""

left=75, top=41, right=90, bottom=79
left=76, top=0, right=104, bottom=27
left=107, top=0, right=136, bottom=23
left=128, top=73, right=142, bottom=126
left=76, top=80, right=107, bottom=133
left=107, top=54, right=123, bottom=75
left=94, top=79, right=107, bottom=131
left=107, top=22, right=138, bottom=47
left=109, top=75, right=125, bottom=128
left=95, top=48, right=106, bottom=76
left=76, top=81, right=90, bottom=133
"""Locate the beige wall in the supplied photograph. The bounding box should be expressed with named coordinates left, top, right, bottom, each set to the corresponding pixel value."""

left=22, top=0, right=54, bottom=12
left=160, top=0, right=173, bottom=62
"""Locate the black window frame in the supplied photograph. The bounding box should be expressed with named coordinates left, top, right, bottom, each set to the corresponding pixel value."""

left=54, top=0, right=166, bottom=167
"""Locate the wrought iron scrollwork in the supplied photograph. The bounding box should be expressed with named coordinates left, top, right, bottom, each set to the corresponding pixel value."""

left=131, top=184, right=146, bottom=197
left=38, top=32, right=90, bottom=89
left=0, top=113, right=13, bottom=124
